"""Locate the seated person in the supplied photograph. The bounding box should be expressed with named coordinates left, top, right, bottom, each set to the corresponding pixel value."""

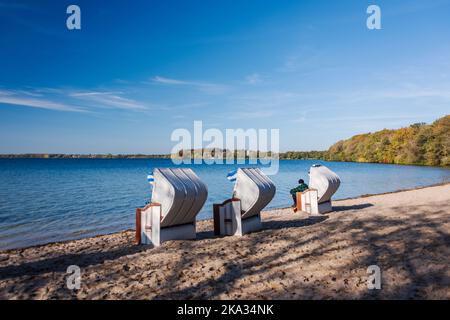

left=290, top=179, right=309, bottom=207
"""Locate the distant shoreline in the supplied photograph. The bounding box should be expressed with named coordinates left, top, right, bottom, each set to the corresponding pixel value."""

left=0, top=152, right=324, bottom=161
left=0, top=154, right=172, bottom=159
left=1, top=116, right=448, bottom=164
left=1, top=154, right=449, bottom=169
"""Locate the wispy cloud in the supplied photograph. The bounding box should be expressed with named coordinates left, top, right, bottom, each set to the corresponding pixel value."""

left=169, top=102, right=210, bottom=110
left=151, top=76, right=229, bottom=94
left=0, top=90, right=86, bottom=113
left=0, top=88, right=150, bottom=113
left=245, top=73, right=263, bottom=85
left=71, top=92, right=148, bottom=111
left=70, top=91, right=123, bottom=97
left=152, top=76, right=191, bottom=85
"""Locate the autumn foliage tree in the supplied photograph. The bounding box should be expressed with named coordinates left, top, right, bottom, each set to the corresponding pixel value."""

left=326, top=115, right=450, bottom=167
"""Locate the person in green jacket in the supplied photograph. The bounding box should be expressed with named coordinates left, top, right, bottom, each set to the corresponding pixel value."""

left=290, top=179, right=309, bottom=206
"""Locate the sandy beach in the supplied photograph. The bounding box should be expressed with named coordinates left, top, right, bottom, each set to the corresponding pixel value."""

left=0, top=183, right=449, bottom=300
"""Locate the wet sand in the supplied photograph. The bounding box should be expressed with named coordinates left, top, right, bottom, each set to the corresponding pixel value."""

left=0, top=183, right=449, bottom=300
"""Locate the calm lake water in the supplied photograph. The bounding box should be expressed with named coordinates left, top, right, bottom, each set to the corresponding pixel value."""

left=0, top=159, right=449, bottom=250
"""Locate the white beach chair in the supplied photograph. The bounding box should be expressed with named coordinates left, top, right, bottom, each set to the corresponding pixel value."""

left=213, top=168, right=276, bottom=236
left=136, top=168, right=208, bottom=246
left=299, top=165, right=340, bottom=215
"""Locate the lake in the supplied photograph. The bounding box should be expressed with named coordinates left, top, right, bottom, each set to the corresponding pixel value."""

left=0, top=158, right=449, bottom=250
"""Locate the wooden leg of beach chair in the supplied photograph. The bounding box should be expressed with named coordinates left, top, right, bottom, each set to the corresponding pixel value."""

left=138, top=204, right=161, bottom=246
left=309, top=190, right=319, bottom=215
left=151, top=205, right=161, bottom=246
left=301, top=189, right=319, bottom=215
left=213, top=204, right=221, bottom=235
left=215, top=199, right=242, bottom=236
left=140, top=206, right=152, bottom=245
left=301, top=192, right=307, bottom=212
left=219, top=204, right=227, bottom=235
left=136, top=208, right=142, bottom=244
left=295, top=192, right=302, bottom=212
left=232, top=200, right=242, bottom=236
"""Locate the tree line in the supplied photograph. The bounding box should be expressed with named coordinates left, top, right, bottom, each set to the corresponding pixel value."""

left=325, top=115, right=449, bottom=167
left=1, top=115, right=448, bottom=167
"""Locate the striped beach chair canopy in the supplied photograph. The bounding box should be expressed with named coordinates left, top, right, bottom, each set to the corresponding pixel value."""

left=151, top=168, right=208, bottom=228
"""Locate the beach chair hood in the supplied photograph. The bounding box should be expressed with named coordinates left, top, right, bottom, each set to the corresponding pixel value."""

left=309, top=165, right=340, bottom=204
left=233, top=168, right=276, bottom=219
left=151, top=168, right=208, bottom=228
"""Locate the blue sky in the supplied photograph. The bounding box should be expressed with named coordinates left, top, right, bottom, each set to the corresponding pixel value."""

left=1, top=0, right=449, bottom=154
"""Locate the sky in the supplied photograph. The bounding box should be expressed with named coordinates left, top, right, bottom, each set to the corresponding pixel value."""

left=0, top=0, right=449, bottom=154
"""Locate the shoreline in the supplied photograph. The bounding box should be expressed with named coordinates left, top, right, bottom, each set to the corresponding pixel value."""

left=0, top=181, right=448, bottom=254
left=1, top=157, right=449, bottom=170
left=0, top=183, right=449, bottom=299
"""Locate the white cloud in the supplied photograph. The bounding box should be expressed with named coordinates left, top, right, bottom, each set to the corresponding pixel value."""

left=71, top=91, right=148, bottom=111
left=151, top=76, right=229, bottom=94
left=0, top=93, right=86, bottom=113
left=70, top=91, right=122, bottom=97
left=152, top=76, right=190, bottom=85
left=245, top=73, right=262, bottom=85
left=0, top=88, right=150, bottom=113
left=0, top=90, right=14, bottom=96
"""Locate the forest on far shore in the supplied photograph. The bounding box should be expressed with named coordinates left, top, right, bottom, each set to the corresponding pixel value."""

left=323, top=115, right=449, bottom=167
left=1, top=115, right=448, bottom=167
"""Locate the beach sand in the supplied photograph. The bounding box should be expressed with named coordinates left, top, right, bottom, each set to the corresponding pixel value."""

left=0, top=184, right=449, bottom=300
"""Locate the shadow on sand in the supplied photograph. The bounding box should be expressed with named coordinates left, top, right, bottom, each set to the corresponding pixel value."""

left=0, top=202, right=449, bottom=299
left=332, top=203, right=374, bottom=212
